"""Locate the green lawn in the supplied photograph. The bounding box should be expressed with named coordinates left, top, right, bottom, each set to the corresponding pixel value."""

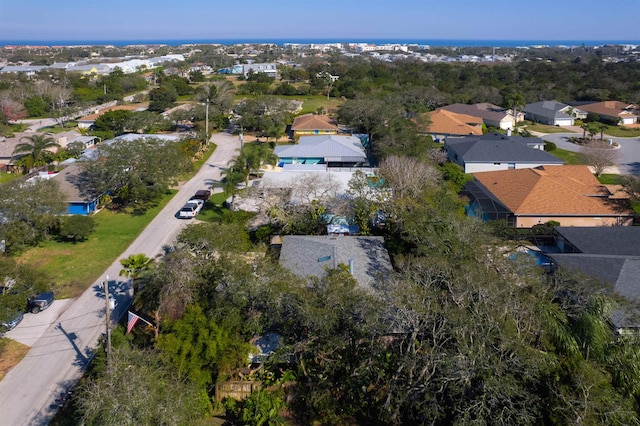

left=0, top=172, right=19, bottom=184
left=601, top=125, right=640, bottom=138
left=232, top=94, right=343, bottom=115
left=39, top=123, right=79, bottom=133
left=294, top=95, right=343, bottom=114
left=549, top=148, right=584, bottom=165
left=18, top=192, right=176, bottom=298
left=519, top=121, right=575, bottom=134
left=17, top=145, right=219, bottom=299
left=597, top=174, right=622, bottom=184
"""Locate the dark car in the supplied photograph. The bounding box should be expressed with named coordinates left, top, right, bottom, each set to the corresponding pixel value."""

left=191, top=189, right=211, bottom=202
left=27, top=291, right=55, bottom=314
left=0, top=311, right=24, bottom=332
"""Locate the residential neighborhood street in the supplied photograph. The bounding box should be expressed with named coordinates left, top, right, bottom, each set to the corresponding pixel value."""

left=0, top=131, right=240, bottom=426
left=537, top=132, right=640, bottom=175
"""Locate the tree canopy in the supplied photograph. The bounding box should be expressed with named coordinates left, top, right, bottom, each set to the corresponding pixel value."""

left=79, top=137, right=192, bottom=210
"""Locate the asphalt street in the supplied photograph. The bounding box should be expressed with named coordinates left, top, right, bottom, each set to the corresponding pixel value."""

left=0, top=131, right=240, bottom=425
left=537, top=132, right=640, bottom=175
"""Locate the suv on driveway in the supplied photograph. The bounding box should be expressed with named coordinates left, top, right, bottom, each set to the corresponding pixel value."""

left=27, top=291, right=55, bottom=314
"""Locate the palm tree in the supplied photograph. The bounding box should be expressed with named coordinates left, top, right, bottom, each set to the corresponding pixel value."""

left=594, top=122, right=607, bottom=141
left=580, top=122, right=589, bottom=141
left=119, top=254, right=153, bottom=293
left=220, top=168, right=245, bottom=204
left=505, top=92, right=526, bottom=129
left=12, top=133, right=60, bottom=171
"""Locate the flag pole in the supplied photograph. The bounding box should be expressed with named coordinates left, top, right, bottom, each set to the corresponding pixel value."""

left=104, top=275, right=111, bottom=370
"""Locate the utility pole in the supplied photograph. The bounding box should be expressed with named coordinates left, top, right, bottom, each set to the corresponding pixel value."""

left=205, top=98, right=209, bottom=147
left=104, top=275, right=112, bottom=370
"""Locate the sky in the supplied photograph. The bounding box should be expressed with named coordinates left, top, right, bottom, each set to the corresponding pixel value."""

left=1, top=0, right=639, bottom=43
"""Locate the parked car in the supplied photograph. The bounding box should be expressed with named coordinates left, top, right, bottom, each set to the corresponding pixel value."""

left=0, top=311, right=24, bottom=332
left=178, top=199, right=204, bottom=219
left=191, top=189, right=211, bottom=202
left=27, top=291, right=55, bottom=314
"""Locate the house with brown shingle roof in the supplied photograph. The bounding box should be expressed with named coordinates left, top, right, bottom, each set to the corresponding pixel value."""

left=438, top=103, right=521, bottom=130
left=463, top=165, right=633, bottom=227
left=421, top=109, right=483, bottom=141
left=578, top=101, right=639, bottom=125
left=290, top=113, right=338, bottom=139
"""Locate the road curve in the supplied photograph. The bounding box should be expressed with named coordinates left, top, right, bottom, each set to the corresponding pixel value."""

left=537, top=132, right=640, bottom=175
left=0, top=131, right=240, bottom=426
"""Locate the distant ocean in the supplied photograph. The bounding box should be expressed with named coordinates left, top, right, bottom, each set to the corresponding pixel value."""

left=1, top=38, right=639, bottom=48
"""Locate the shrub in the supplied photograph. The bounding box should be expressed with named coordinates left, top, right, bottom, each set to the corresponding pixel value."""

left=544, top=141, right=557, bottom=152
left=58, top=215, right=96, bottom=242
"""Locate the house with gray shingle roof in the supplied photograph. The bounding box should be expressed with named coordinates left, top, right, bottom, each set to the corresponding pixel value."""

left=544, top=227, right=640, bottom=331
left=523, top=101, right=587, bottom=126
left=278, top=235, right=393, bottom=290
left=49, top=163, right=102, bottom=215
left=444, top=134, right=564, bottom=173
left=274, top=135, right=368, bottom=167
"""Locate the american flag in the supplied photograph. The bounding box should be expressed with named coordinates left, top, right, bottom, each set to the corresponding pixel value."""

left=126, top=311, right=141, bottom=334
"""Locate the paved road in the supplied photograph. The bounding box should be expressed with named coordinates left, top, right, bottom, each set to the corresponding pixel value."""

left=537, top=132, right=640, bottom=175
left=0, top=131, right=240, bottom=426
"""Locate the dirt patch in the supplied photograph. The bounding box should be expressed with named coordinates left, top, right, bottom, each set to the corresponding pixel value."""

left=0, top=338, right=29, bottom=381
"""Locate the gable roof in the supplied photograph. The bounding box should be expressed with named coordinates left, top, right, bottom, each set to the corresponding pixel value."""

left=424, top=109, right=483, bottom=135
left=291, top=114, right=338, bottom=131
left=274, top=135, right=366, bottom=162
left=438, top=103, right=513, bottom=122
left=523, top=101, right=575, bottom=120
left=473, top=165, right=630, bottom=215
left=50, top=163, right=99, bottom=203
left=279, top=235, right=393, bottom=289
left=446, top=134, right=563, bottom=164
left=578, top=101, right=639, bottom=118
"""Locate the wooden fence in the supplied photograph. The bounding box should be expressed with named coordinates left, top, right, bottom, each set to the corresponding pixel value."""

left=215, top=381, right=263, bottom=402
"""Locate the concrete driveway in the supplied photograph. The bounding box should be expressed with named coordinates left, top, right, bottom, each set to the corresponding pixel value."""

left=4, top=300, right=76, bottom=347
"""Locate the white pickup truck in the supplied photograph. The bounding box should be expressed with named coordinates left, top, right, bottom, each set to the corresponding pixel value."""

left=178, top=199, right=204, bottom=219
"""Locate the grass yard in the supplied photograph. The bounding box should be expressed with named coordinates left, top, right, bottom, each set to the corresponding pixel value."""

left=16, top=144, right=220, bottom=298
left=294, top=95, right=343, bottom=114
left=18, top=192, right=176, bottom=298
left=0, top=172, right=19, bottom=184
left=549, top=148, right=584, bottom=165
left=601, top=125, right=640, bottom=138
left=519, top=121, right=575, bottom=134
left=597, top=174, right=622, bottom=185
left=39, top=123, right=79, bottom=133
left=232, top=94, right=343, bottom=115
